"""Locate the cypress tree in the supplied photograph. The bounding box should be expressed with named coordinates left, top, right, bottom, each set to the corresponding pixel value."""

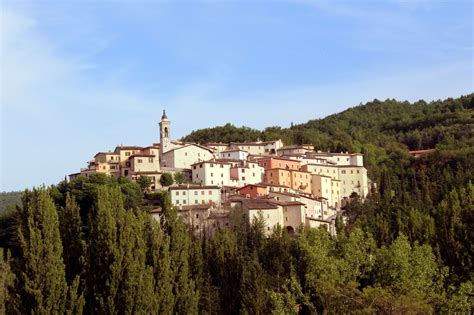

left=86, top=186, right=123, bottom=313
left=159, top=192, right=199, bottom=314
left=58, top=194, right=86, bottom=286
left=7, top=188, right=70, bottom=314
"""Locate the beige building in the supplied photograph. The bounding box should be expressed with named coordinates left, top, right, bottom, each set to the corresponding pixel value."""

left=162, top=144, right=214, bottom=169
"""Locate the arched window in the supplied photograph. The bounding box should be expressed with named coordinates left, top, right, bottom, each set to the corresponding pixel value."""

left=164, top=127, right=169, bottom=138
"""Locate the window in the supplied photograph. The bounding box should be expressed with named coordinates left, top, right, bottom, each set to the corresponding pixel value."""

left=201, top=191, right=205, bottom=195
left=176, top=191, right=179, bottom=196
left=351, top=170, right=354, bottom=174
left=267, top=214, right=270, bottom=218
left=241, top=176, right=245, bottom=180
left=208, top=190, right=212, bottom=195
left=125, top=152, right=131, bottom=156
left=210, top=164, right=214, bottom=167
left=357, top=170, right=360, bottom=174
left=211, top=173, right=213, bottom=177
left=138, top=159, right=143, bottom=163
left=185, top=152, right=187, bottom=156
left=176, top=200, right=180, bottom=204
left=182, top=191, right=186, bottom=195
left=149, top=157, right=153, bottom=163
left=194, top=191, right=198, bottom=195
left=195, top=200, right=198, bottom=204
left=196, top=214, right=199, bottom=218
left=285, top=217, right=288, bottom=221
left=183, top=200, right=187, bottom=204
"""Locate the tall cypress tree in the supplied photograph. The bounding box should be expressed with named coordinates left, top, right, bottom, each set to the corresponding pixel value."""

left=7, top=188, right=70, bottom=313
left=58, top=194, right=86, bottom=286
left=160, top=192, right=199, bottom=314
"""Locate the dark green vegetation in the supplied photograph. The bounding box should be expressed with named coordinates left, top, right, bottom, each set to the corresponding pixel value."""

left=0, top=192, right=22, bottom=213
left=1, top=94, right=473, bottom=313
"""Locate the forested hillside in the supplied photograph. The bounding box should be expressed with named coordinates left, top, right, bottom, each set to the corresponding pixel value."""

left=183, top=94, right=474, bottom=180
left=1, top=94, right=473, bottom=313
left=0, top=192, right=22, bottom=213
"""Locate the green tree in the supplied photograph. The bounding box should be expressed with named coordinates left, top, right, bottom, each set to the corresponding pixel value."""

left=7, top=188, right=81, bottom=314
left=174, top=172, right=185, bottom=185
left=58, top=194, right=86, bottom=286
left=160, top=192, right=199, bottom=314
left=137, top=175, right=152, bottom=192
left=160, top=173, right=174, bottom=187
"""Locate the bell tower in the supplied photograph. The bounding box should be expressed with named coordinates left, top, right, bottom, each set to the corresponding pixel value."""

left=159, top=109, right=171, bottom=160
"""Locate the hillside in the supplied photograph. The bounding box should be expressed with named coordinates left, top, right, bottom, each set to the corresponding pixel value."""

left=182, top=94, right=474, bottom=180
left=0, top=191, right=22, bottom=213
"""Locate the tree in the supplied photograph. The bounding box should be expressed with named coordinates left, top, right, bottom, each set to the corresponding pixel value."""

left=7, top=188, right=82, bottom=314
left=58, top=194, right=86, bottom=286
left=160, top=192, right=199, bottom=314
left=0, top=249, right=13, bottom=315
left=137, top=175, right=152, bottom=192
left=174, top=172, right=185, bottom=185
left=160, top=173, right=174, bottom=187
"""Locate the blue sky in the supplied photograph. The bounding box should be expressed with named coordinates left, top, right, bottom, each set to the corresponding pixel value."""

left=1, top=0, right=473, bottom=191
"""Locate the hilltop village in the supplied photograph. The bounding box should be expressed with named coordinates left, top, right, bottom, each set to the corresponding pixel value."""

left=70, top=110, right=370, bottom=235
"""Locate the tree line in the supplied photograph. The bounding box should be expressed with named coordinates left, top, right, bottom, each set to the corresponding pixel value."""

left=0, top=174, right=472, bottom=313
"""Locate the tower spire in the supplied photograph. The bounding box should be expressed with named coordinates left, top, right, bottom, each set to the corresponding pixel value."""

left=162, top=109, right=168, bottom=120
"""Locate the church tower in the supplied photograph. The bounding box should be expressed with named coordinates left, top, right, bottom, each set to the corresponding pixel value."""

left=159, top=110, right=171, bottom=161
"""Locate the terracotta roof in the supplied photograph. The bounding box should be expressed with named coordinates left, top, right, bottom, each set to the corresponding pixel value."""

left=115, top=146, right=144, bottom=151
left=270, top=191, right=323, bottom=201
left=409, top=149, right=435, bottom=155
left=277, top=145, right=310, bottom=150
left=177, top=204, right=211, bottom=211
left=275, top=200, right=306, bottom=206
left=308, top=152, right=362, bottom=156
left=237, top=184, right=269, bottom=191
left=150, top=208, right=162, bottom=214
left=258, top=156, right=302, bottom=162
left=240, top=199, right=279, bottom=210
left=204, top=142, right=229, bottom=146
left=130, top=171, right=161, bottom=175
left=169, top=185, right=220, bottom=190
left=94, top=152, right=119, bottom=157
left=130, top=154, right=156, bottom=158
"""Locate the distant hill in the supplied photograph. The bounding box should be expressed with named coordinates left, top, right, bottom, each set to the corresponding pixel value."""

left=0, top=191, right=22, bottom=213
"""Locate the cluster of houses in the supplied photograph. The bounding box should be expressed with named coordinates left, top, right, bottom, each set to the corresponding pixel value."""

left=70, top=111, right=370, bottom=235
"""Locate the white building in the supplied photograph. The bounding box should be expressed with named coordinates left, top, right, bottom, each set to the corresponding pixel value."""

left=230, top=161, right=265, bottom=186
left=306, top=152, right=364, bottom=167
left=192, top=160, right=237, bottom=187
left=169, top=185, right=221, bottom=207
left=219, top=149, right=249, bottom=160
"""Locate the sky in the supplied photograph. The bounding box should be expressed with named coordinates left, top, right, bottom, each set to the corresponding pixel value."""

left=1, top=0, right=473, bottom=191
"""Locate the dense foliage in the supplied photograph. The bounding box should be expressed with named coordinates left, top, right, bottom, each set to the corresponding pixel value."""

left=1, top=94, right=473, bottom=313
left=0, top=192, right=22, bottom=213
